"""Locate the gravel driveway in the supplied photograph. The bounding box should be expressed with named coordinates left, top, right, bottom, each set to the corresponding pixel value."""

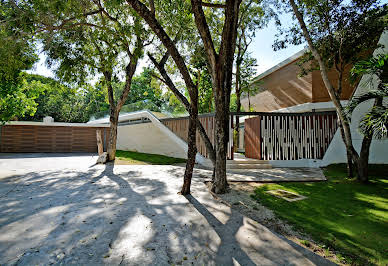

left=0, top=153, right=333, bottom=265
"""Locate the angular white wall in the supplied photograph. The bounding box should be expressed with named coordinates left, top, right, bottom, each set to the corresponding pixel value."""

left=117, top=122, right=188, bottom=159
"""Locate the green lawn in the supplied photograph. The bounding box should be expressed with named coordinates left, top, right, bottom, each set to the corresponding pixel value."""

left=251, top=164, right=388, bottom=265
left=115, top=150, right=186, bottom=165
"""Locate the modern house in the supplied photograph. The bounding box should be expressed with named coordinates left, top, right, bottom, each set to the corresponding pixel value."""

left=240, top=48, right=356, bottom=113
left=237, top=31, right=388, bottom=167
left=1, top=33, right=386, bottom=169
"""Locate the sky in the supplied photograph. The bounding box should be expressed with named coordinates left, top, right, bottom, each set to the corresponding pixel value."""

left=248, top=14, right=305, bottom=75
left=28, top=12, right=305, bottom=79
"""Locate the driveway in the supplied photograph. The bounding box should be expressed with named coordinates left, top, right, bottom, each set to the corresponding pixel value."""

left=0, top=153, right=333, bottom=265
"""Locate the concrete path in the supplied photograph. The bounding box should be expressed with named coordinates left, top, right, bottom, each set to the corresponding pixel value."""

left=225, top=168, right=326, bottom=182
left=0, top=154, right=333, bottom=265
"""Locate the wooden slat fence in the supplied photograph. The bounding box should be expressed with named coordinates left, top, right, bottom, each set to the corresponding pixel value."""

left=243, top=112, right=338, bottom=160
left=0, top=125, right=109, bottom=153
left=161, top=114, right=233, bottom=159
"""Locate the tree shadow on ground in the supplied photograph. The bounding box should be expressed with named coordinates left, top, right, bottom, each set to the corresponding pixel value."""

left=0, top=163, right=332, bottom=265
left=0, top=164, right=217, bottom=265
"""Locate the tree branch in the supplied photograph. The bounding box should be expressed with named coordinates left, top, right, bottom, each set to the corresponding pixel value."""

left=148, top=51, right=216, bottom=165
left=126, top=0, right=197, bottom=94
left=201, top=2, right=226, bottom=8
left=191, top=0, right=218, bottom=70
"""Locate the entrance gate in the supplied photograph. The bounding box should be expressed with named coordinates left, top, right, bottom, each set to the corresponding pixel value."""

left=236, top=111, right=338, bottom=160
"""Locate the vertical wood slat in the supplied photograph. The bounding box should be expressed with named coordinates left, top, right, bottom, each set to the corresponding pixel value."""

left=0, top=125, right=110, bottom=153
left=244, top=113, right=338, bottom=160
left=161, top=114, right=233, bottom=160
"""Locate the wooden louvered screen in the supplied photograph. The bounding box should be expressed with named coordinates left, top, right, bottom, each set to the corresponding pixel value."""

left=244, top=112, right=338, bottom=160
left=161, top=114, right=233, bottom=160
left=0, top=125, right=109, bottom=153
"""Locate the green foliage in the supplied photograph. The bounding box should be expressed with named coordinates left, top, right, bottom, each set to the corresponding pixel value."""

left=161, top=91, right=187, bottom=116
left=190, top=47, right=214, bottom=113
left=0, top=1, right=39, bottom=122
left=347, top=54, right=388, bottom=139
left=275, top=0, right=387, bottom=80
left=229, top=93, right=238, bottom=112
left=116, top=68, right=165, bottom=109
left=240, top=55, right=258, bottom=92
left=240, top=55, right=259, bottom=109
left=115, top=150, right=186, bottom=165
left=21, top=73, right=109, bottom=123
left=251, top=164, right=388, bottom=265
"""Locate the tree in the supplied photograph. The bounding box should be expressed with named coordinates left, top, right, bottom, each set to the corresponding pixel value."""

left=347, top=54, right=388, bottom=140
left=286, top=0, right=387, bottom=182
left=147, top=50, right=214, bottom=195
left=22, top=73, right=109, bottom=123
left=27, top=0, right=151, bottom=161
left=240, top=54, right=259, bottom=111
left=0, top=1, right=39, bottom=122
left=234, top=0, right=268, bottom=145
left=190, top=0, right=242, bottom=193
left=127, top=0, right=242, bottom=193
left=190, top=48, right=214, bottom=114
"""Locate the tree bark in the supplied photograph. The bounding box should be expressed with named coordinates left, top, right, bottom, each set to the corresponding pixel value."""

left=108, top=111, right=119, bottom=160
left=101, top=38, right=140, bottom=162
left=181, top=99, right=198, bottom=195
left=338, top=120, right=354, bottom=178
left=235, top=61, right=241, bottom=152
left=357, top=134, right=372, bottom=183
left=96, top=129, right=103, bottom=155
left=213, top=93, right=229, bottom=193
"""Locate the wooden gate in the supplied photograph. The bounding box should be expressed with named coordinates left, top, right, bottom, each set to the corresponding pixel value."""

left=243, top=112, right=338, bottom=160
left=244, top=116, right=261, bottom=159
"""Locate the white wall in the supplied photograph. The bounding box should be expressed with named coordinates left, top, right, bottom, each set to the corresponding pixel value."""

left=89, top=110, right=208, bottom=165
left=117, top=122, right=188, bottom=159
left=322, top=31, right=388, bottom=165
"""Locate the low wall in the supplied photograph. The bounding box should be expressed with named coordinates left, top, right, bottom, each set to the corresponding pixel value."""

left=117, top=122, right=187, bottom=159
left=0, top=122, right=109, bottom=153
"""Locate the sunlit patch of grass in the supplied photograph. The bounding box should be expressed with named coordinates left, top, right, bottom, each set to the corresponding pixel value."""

left=251, top=164, right=388, bottom=265
left=115, top=150, right=186, bottom=165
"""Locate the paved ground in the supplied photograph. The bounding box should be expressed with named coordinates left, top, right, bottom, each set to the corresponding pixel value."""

left=0, top=153, right=334, bottom=265
left=211, top=168, right=326, bottom=182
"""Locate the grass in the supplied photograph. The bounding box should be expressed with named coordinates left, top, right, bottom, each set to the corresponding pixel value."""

left=115, top=150, right=186, bottom=165
left=251, top=164, right=388, bottom=265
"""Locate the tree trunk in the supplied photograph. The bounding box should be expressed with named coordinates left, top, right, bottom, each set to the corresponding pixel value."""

left=354, top=97, right=381, bottom=183
left=356, top=134, right=372, bottom=183
left=107, top=110, right=119, bottom=161
left=338, top=121, right=354, bottom=178
left=235, top=63, right=241, bottom=152
left=289, top=0, right=362, bottom=176
left=181, top=79, right=199, bottom=195
left=96, top=129, right=103, bottom=155
left=248, top=91, right=251, bottom=111
left=181, top=110, right=198, bottom=195
left=212, top=90, right=229, bottom=193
